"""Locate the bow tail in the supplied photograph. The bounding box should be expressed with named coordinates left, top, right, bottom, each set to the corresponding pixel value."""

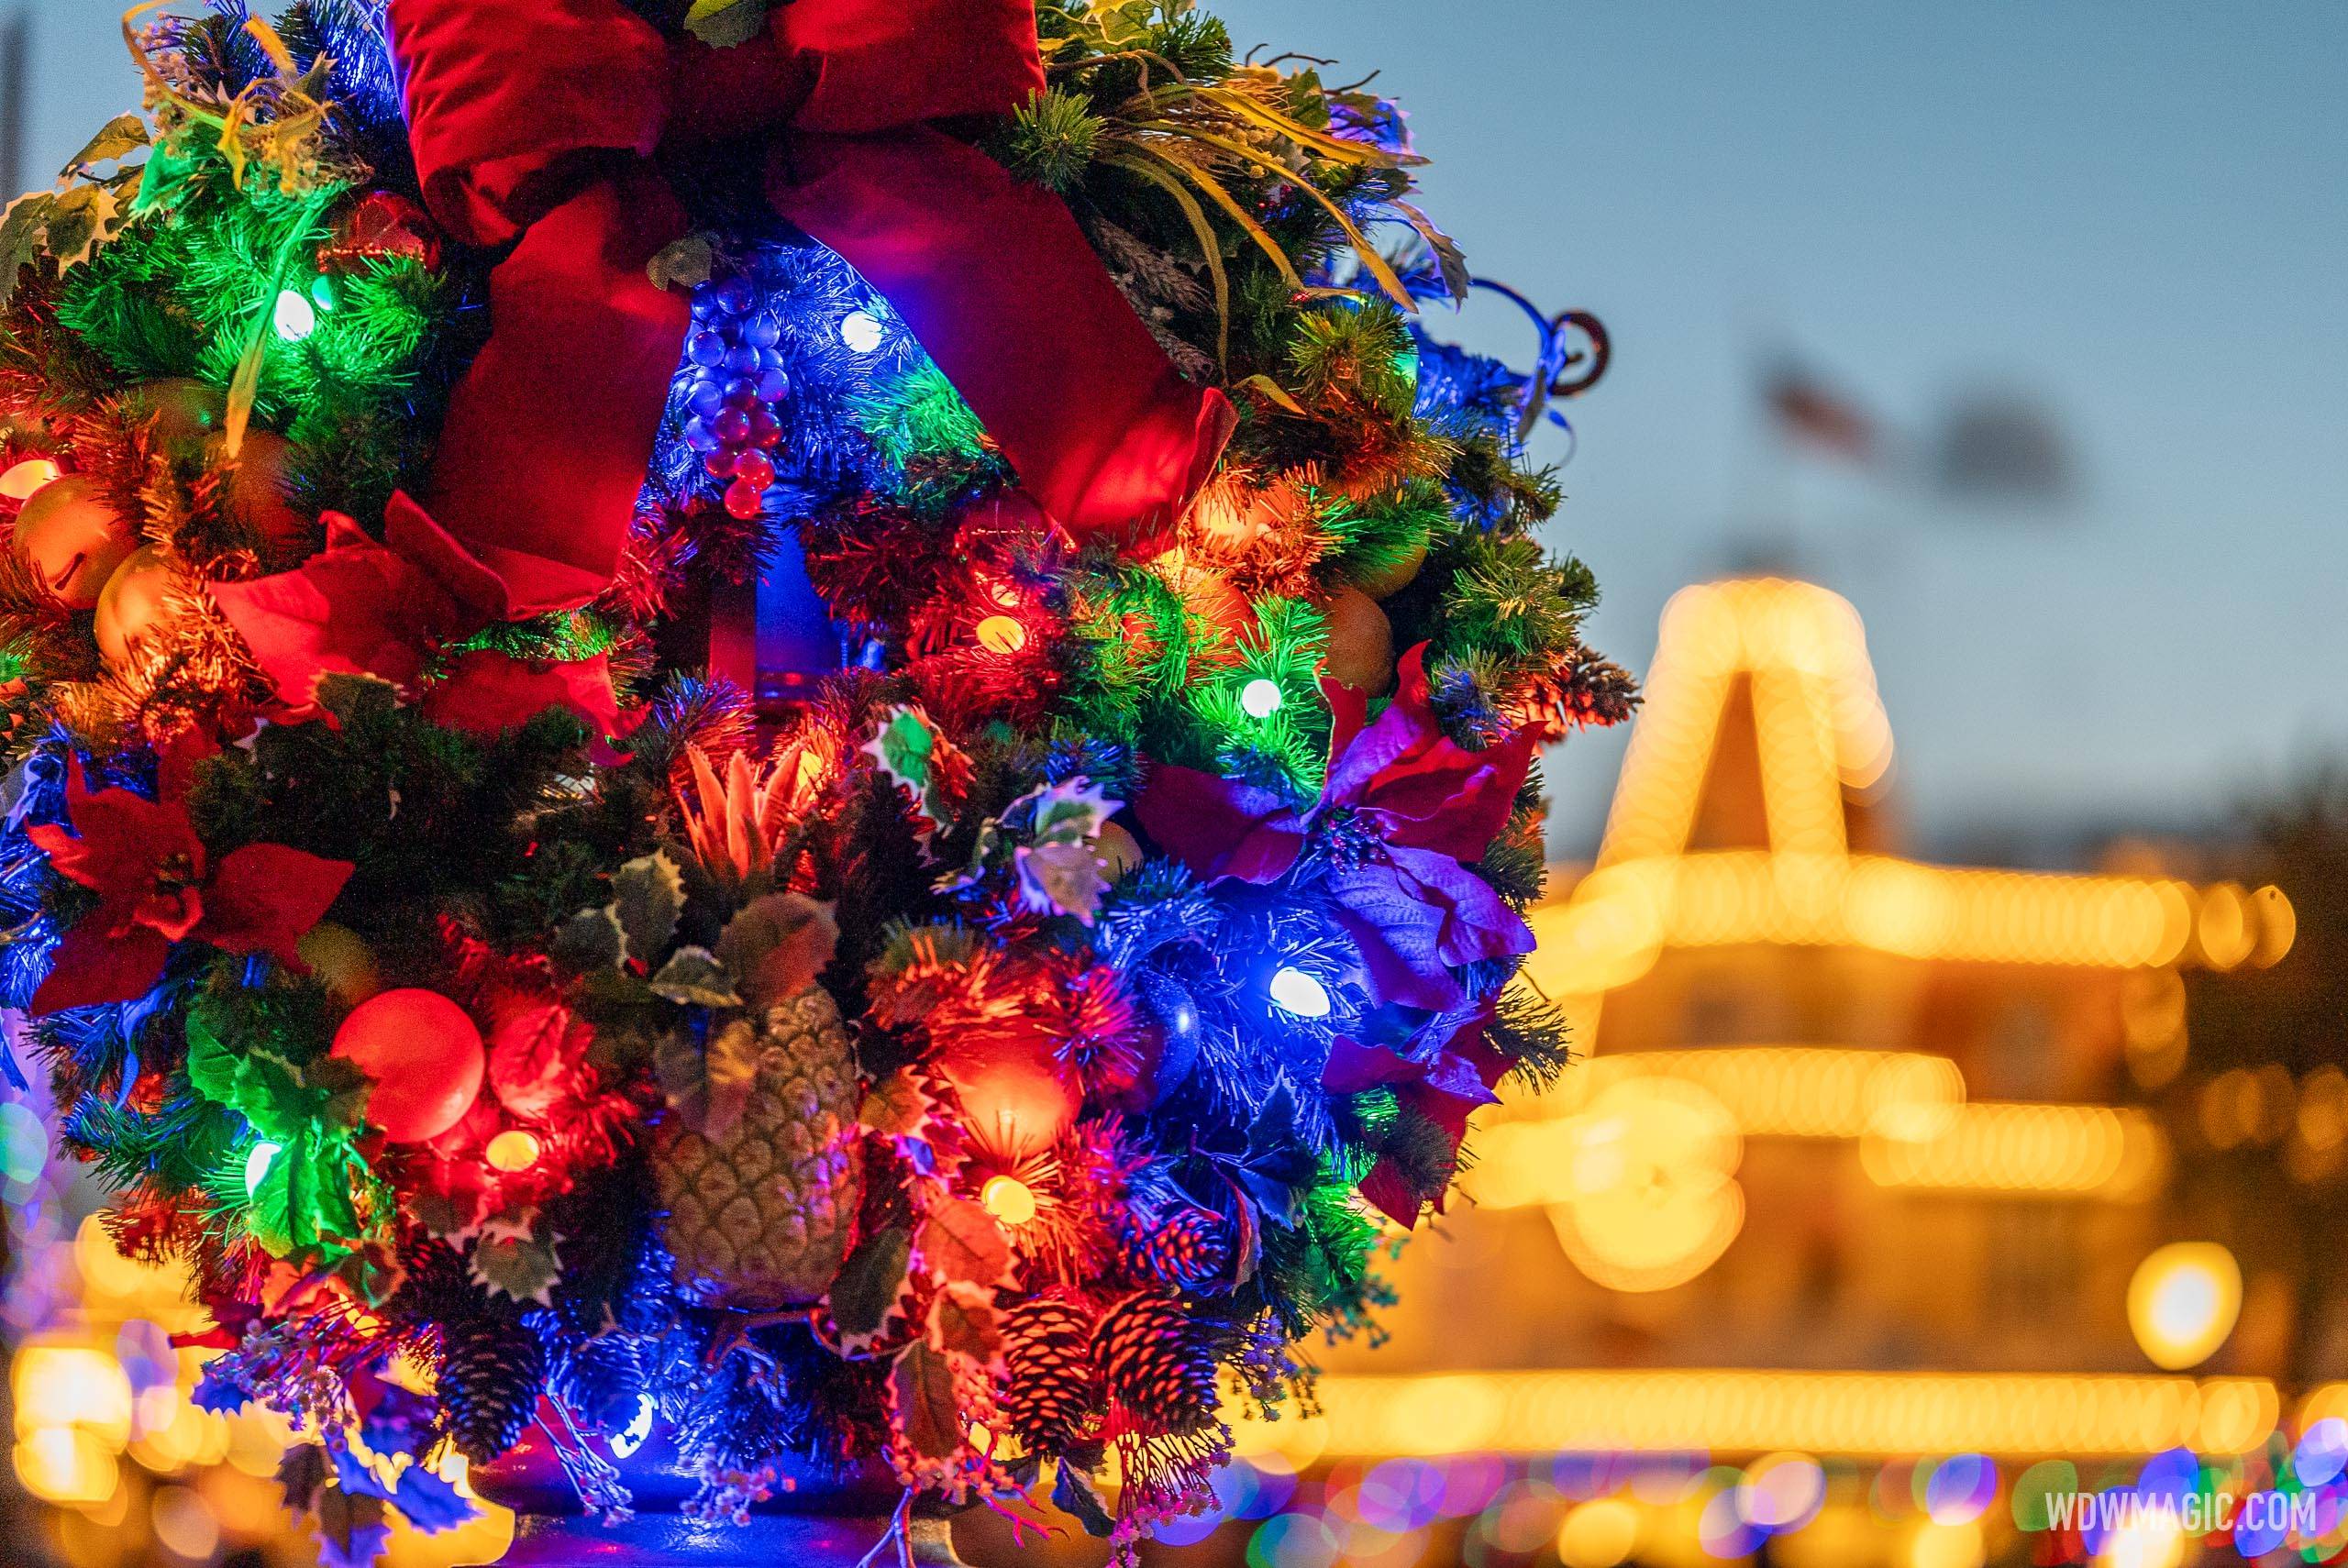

left=771, top=129, right=1235, bottom=555
left=418, top=168, right=692, bottom=617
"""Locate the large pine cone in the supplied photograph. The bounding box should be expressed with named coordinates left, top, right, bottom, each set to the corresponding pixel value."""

left=652, top=987, right=863, bottom=1310
left=440, top=1314, right=545, bottom=1463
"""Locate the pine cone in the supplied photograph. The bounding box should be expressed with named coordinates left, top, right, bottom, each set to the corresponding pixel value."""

left=1093, top=1291, right=1217, bottom=1434
left=439, top=1314, right=546, bottom=1463
left=999, top=1299, right=1099, bottom=1451
left=1125, top=1205, right=1232, bottom=1292
left=550, top=1334, right=645, bottom=1433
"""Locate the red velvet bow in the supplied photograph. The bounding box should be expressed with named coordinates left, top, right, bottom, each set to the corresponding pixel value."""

left=221, top=0, right=1234, bottom=713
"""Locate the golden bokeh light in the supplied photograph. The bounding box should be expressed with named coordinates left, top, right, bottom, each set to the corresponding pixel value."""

left=2126, top=1242, right=2243, bottom=1371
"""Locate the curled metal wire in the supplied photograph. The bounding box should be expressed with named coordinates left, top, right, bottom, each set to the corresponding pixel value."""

left=1468, top=278, right=1611, bottom=444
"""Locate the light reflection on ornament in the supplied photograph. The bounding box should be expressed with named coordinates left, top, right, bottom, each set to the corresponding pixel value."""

left=272, top=288, right=317, bottom=342
left=1268, top=966, right=1330, bottom=1019
left=484, top=1130, right=542, bottom=1173
left=975, top=614, right=1026, bottom=654
left=243, top=1141, right=282, bottom=1197
left=1240, top=678, right=1283, bottom=719
left=0, top=458, right=61, bottom=501
left=838, top=309, right=885, bottom=353
left=980, top=1175, right=1038, bottom=1225
left=610, top=1394, right=656, bottom=1459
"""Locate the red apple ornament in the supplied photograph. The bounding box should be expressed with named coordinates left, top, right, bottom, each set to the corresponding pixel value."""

left=331, top=988, right=486, bottom=1143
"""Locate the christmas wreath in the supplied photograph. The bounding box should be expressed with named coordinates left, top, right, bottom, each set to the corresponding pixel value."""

left=0, top=0, right=1630, bottom=1559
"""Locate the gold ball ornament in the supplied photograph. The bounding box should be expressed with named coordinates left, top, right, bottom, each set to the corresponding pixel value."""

left=1319, top=586, right=1396, bottom=692
left=10, top=475, right=138, bottom=608
left=92, top=545, right=178, bottom=668
left=1157, top=559, right=1256, bottom=667
left=1350, top=536, right=1431, bottom=602
left=218, top=428, right=314, bottom=558
left=127, top=378, right=229, bottom=451
left=1095, top=821, right=1144, bottom=884
left=295, top=922, right=382, bottom=1010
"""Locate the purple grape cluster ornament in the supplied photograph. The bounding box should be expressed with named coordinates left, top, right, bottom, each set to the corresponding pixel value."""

left=679, top=273, right=790, bottom=520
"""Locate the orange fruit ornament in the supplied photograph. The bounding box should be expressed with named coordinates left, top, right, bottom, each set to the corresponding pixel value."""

left=1318, top=586, right=1396, bottom=693
left=330, top=988, right=486, bottom=1144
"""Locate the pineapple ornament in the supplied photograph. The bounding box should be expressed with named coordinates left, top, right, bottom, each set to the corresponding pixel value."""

left=653, top=984, right=864, bottom=1309
left=638, top=885, right=866, bottom=1310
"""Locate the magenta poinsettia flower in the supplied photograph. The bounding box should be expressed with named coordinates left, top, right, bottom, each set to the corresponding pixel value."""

left=1135, top=644, right=1538, bottom=1009
left=28, top=742, right=353, bottom=1015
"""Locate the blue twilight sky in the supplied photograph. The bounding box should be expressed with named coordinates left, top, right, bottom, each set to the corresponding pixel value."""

left=20, top=3, right=2348, bottom=861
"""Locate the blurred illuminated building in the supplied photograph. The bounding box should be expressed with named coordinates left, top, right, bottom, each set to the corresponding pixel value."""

left=1209, top=577, right=2319, bottom=1568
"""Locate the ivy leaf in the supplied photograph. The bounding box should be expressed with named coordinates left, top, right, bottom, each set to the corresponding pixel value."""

left=1051, top=1462, right=1117, bottom=1539
left=887, top=1342, right=963, bottom=1462
left=65, top=114, right=149, bottom=176
left=915, top=1198, right=1011, bottom=1289
left=313, top=1485, right=392, bottom=1568
left=648, top=945, right=743, bottom=1008
left=829, top=1225, right=913, bottom=1349
left=925, top=1280, right=1003, bottom=1365
left=249, top=1128, right=356, bottom=1258
left=471, top=1222, right=563, bottom=1307
left=606, top=853, right=684, bottom=966
left=647, top=231, right=716, bottom=292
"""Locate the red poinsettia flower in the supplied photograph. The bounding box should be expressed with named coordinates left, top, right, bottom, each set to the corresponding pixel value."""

left=28, top=742, right=354, bottom=1015
left=1135, top=644, right=1539, bottom=1009
left=1323, top=1010, right=1509, bottom=1225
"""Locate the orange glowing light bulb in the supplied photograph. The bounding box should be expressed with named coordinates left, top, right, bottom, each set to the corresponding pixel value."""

left=974, top=614, right=1026, bottom=655
left=980, top=1175, right=1038, bottom=1225
left=484, top=1130, right=543, bottom=1173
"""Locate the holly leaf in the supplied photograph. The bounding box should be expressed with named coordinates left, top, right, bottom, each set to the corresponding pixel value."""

left=66, top=114, right=149, bottom=176
left=1014, top=839, right=1112, bottom=926
left=714, top=894, right=837, bottom=1010
left=313, top=1485, right=392, bottom=1568
left=683, top=0, right=769, bottom=48
left=914, top=1198, right=1011, bottom=1289
left=277, top=1444, right=330, bottom=1511
left=389, top=1463, right=478, bottom=1533
left=0, top=193, right=53, bottom=304
left=829, top=1225, right=913, bottom=1348
left=44, top=183, right=122, bottom=273
left=607, top=853, right=684, bottom=965
left=888, top=1342, right=964, bottom=1462
left=656, top=1015, right=759, bottom=1139
left=551, top=906, right=626, bottom=973
left=1052, top=1462, right=1117, bottom=1539
left=863, top=706, right=964, bottom=834
left=925, top=1280, right=1003, bottom=1365
left=471, top=1222, right=563, bottom=1307
left=860, top=1072, right=936, bottom=1141
left=411, top=1175, right=487, bottom=1244
left=1392, top=199, right=1470, bottom=304
left=1025, top=777, right=1115, bottom=846
left=249, top=1128, right=359, bottom=1259
left=648, top=944, right=743, bottom=1009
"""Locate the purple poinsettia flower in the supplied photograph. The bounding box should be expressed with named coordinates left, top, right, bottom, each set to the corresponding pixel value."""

left=1134, top=644, right=1537, bottom=1009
